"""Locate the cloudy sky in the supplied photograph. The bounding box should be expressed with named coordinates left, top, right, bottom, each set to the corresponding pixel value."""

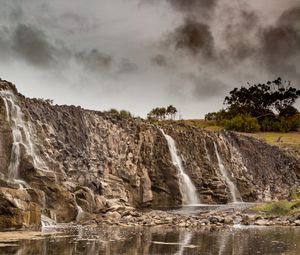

left=0, top=0, right=299, bottom=118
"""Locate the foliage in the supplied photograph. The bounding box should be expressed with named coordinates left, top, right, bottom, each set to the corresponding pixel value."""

left=147, top=105, right=178, bottom=121
left=34, top=98, right=54, bottom=105
left=204, top=109, right=230, bottom=123
left=224, top=114, right=260, bottom=133
left=205, top=77, right=299, bottom=132
left=106, top=108, right=134, bottom=119
left=119, top=110, right=133, bottom=119
left=260, top=114, right=300, bottom=132
left=224, top=77, right=300, bottom=118
left=254, top=200, right=300, bottom=216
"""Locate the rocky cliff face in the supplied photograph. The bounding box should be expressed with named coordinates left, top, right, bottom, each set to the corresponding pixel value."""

left=0, top=79, right=299, bottom=230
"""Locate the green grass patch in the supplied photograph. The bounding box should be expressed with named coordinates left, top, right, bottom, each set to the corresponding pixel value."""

left=253, top=200, right=300, bottom=216
left=177, top=119, right=223, bottom=132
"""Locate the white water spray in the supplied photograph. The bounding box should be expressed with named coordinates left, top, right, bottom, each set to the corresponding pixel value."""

left=41, top=214, right=57, bottom=228
left=160, top=129, right=199, bottom=205
left=213, top=142, right=242, bottom=203
left=0, top=90, right=47, bottom=180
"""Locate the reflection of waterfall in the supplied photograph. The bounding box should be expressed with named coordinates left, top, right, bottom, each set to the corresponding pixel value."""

left=218, top=232, right=231, bottom=255
left=213, top=142, right=242, bottom=203
left=160, top=129, right=200, bottom=205
left=0, top=90, right=47, bottom=180
left=176, top=232, right=193, bottom=255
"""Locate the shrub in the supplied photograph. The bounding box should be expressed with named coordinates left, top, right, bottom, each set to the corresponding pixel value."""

left=261, top=117, right=280, bottom=132
left=225, top=114, right=260, bottom=133
left=119, top=110, right=133, bottom=119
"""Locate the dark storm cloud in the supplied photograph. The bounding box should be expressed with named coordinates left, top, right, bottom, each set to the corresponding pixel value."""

left=259, top=6, right=300, bottom=87
left=186, top=73, right=227, bottom=99
left=0, top=23, right=134, bottom=75
left=222, top=10, right=259, bottom=62
left=166, top=18, right=215, bottom=59
left=11, top=24, right=65, bottom=67
left=75, top=49, right=112, bottom=72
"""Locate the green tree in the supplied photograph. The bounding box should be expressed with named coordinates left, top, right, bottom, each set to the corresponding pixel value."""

left=166, top=105, right=178, bottom=120
left=224, top=77, right=300, bottom=119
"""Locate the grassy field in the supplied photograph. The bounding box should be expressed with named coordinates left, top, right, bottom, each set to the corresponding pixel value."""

left=244, top=132, right=300, bottom=149
left=177, top=119, right=300, bottom=149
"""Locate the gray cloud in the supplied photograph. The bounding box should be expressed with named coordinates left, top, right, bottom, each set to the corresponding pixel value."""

left=167, top=0, right=218, bottom=11
left=165, top=18, right=215, bottom=59
left=185, top=73, right=227, bottom=99
left=151, top=54, right=168, bottom=67
left=117, top=58, right=138, bottom=74
left=75, top=49, right=112, bottom=72
left=259, top=6, right=300, bottom=87
left=11, top=24, right=63, bottom=67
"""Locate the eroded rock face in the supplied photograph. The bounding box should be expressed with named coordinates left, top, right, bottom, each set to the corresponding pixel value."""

left=0, top=79, right=299, bottom=229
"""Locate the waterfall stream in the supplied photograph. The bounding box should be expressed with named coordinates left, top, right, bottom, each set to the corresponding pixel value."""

left=213, top=142, right=242, bottom=203
left=160, top=129, right=200, bottom=205
left=0, top=90, right=47, bottom=180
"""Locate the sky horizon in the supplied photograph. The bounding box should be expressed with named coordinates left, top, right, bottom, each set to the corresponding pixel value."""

left=0, top=0, right=299, bottom=118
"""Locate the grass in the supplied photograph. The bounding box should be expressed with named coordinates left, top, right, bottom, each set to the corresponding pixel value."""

left=243, top=132, right=300, bottom=150
left=253, top=200, right=300, bottom=216
left=175, top=119, right=300, bottom=150
left=177, top=119, right=223, bottom=132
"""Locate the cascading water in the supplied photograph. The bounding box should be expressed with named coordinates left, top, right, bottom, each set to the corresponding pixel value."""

left=213, top=142, right=242, bottom=203
left=41, top=215, right=57, bottom=228
left=203, top=139, right=211, bottom=162
left=160, top=129, right=200, bottom=205
left=0, top=90, right=47, bottom=180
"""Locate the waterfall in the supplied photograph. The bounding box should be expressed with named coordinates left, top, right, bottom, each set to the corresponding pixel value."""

left=76, top=204, right=84, bottom=223
left=41, top=214, right=57, bottom=228
left=203, top=139, right=211, bottom=162
left=0, top=90, right=47, bottom=180
left=160, top=129, right=200, bottom=205
left=213, top=142, right=242, bottom=203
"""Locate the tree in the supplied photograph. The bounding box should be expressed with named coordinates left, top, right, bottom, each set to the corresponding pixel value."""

left=166, top=105, right=178, bottom=120
left=147, top=106, right=178, bottom=121
left=224, top=77, right=300, bottom=119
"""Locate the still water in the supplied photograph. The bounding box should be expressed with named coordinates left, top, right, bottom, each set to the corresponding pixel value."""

left=0, top=224, right=299, bottom=255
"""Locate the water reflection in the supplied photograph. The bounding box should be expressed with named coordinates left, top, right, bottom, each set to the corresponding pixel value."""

left=0, top=225, right=299, bottom=255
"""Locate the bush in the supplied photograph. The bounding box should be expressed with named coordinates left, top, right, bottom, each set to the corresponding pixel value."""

left=119, top=110, right=133, bottom=119
left=225, top=114, right=260, bottom=133
left=261, top=117, right=280, bottom=132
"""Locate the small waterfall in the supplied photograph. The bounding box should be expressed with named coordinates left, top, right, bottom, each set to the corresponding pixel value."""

left=73, top=194, right=84, bottom=223
left=41, top=214, right=57, bottom=228
left=0, top=90, right=47, bottom=180
left=203, top=139, right=211, bottom=162
left=76, top=205, right=84, bottom=223
left=160, top=129, right=199, bottom=205
left=213, top=142, right=242, bottom=203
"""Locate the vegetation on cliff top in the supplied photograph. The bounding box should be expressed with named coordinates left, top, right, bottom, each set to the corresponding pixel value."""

left=205, top=77, right=300, bottom=133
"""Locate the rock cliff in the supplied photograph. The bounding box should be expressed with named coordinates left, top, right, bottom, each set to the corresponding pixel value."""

left=0, top=79, right=299, bottom=229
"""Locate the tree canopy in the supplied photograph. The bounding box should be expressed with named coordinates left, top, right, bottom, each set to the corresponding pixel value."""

left=147, top=105, right=178, bottom=121
left=205, top=78, right=300, bottom=132
left=224, top=77, right=300, bottom=119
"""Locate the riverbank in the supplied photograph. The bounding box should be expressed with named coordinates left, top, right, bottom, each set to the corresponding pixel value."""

left=84, top=203, right=300, bottom=229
